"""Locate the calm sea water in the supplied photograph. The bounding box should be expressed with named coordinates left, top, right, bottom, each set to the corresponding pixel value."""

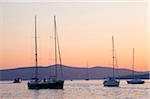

left=0, top=80, right=150, bottom=99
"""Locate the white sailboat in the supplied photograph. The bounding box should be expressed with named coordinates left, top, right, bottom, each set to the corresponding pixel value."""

left=127, top=48, right=144, bottom=84
left=103, top=36, right=120, bottom=87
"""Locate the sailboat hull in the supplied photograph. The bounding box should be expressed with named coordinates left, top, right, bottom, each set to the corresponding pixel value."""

left=103, top=79, right=120, bottom=87
left=127, top=79, right=144, bottom=84
left=28, top=80, right=64, bottom=89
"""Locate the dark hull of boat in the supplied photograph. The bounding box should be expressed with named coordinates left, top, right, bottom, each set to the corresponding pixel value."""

left=13, top=81, right=21, bottom=83
left=13, top=79, right=21, bottom=83
left=104, top=84, right=119, bottom=87
left=127, top=80, right=144, bottom=84
left=103, top=83, right=119, bottom=87
left=103, top=80, right=120, bottom=87
left=28, top=81, right=64, bottom=89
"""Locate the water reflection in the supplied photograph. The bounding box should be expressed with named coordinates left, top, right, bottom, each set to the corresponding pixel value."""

left=0, top=80, right=149, bottom=99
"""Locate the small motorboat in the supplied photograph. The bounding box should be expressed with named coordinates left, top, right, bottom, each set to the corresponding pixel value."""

left=13, top=78, right=21, bottom=83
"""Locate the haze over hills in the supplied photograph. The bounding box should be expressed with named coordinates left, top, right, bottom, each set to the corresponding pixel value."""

left=0, top=65, right=149, bottom=81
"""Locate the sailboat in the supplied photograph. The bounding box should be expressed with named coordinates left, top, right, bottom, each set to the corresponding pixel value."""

left=85, top=62, right=89, bottom=80
left=103, top=36, right=120, bottom=87
left=127, top=48, right=144, bottom=84
left=42, top=15, right=64, bottom=89
left=28, top=16, right=64, bottom=89
left=27, top=16, right=42, bottom=89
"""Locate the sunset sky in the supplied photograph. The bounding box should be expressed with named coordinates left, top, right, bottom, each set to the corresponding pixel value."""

left=0, top=0, right=149, bottom=71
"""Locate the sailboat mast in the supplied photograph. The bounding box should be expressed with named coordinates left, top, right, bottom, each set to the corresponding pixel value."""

left=54, top=15, right=58, bottom=79
left=56, top=27, right=63, bottom=79
left=86, top=62, right=89, bottom=79
left=132, top=48, right=135, bottom=79
left=115, top=50, right=119, bottom=78
left=34, top=16, right=38, bottom=79
left=112, top=36, right=115, bottom=78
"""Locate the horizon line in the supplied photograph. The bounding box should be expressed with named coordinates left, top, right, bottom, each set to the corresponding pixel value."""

left=0, top=65, right=149, bottom=72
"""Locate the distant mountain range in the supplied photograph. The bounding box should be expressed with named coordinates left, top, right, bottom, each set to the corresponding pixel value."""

left=0, top=65, right=149, bottom=81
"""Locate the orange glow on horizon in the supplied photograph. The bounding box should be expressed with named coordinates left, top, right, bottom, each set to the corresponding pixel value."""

left=0, top=2, right=149, bottom=72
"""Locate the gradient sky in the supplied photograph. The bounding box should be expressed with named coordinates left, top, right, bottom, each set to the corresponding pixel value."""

left=0, top=1, right=149, bottom=71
